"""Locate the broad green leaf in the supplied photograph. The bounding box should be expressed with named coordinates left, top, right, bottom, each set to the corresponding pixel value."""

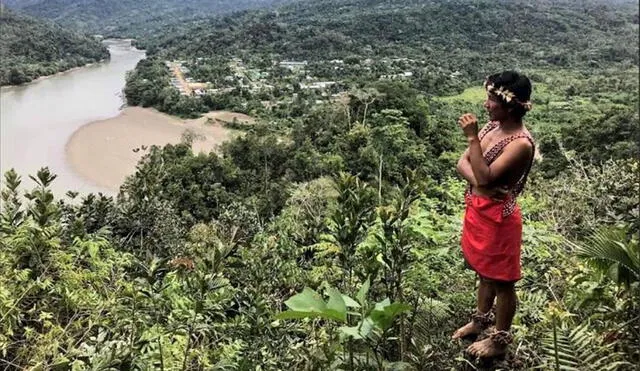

left=338, top=325, right=364, bottom=339
left=326, top=287, right=347, bottom=321
left=341, top=294, right=361, bottom=308
left=339, top=317, right=375, bottom=340
left=278, top=287, right=348, bottom=322
left=356, top=277, right=370, bottom=306
left=373, top=298, right=391, bottom=311
left=385, top=302, right=412, bottom=316
left=323, top=309, right=349, bottom=322
left=370, top=300, right=412, bottom=330
left=358, top=316, right=375, bottom=337
left=284, top=287, right=326, bottom=313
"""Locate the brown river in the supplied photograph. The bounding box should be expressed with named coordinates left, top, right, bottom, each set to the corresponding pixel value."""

left=0, top=39, right=146, bottom=197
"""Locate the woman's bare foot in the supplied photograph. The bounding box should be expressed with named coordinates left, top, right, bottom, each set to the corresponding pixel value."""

left=467, top=337, right=508, bottom=358
left=452, top=321, right=483, bottom=339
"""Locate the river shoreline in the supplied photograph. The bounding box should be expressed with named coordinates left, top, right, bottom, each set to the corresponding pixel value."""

left=1, top=39, right=135, bottom=89
left=65, top=107, right=249, bottom=191
left=0, top=62, right=108, bottom=90
left=0, top=39, right=146, bottom=197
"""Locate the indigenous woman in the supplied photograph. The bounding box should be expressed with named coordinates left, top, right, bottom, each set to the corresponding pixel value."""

left=452, top=71, right=535, bottom=358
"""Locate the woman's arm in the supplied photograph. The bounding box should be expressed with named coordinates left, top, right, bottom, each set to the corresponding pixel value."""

left=459, top=114, right=532, bottom=187
left=466, top=135, right=490, bottom=186
left=467, top=135, right=532, bottom=187
left=456, top=148, right=478, bottom=186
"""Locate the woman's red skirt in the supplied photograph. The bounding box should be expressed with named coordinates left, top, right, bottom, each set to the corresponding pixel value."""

left=461, top=193, right=522, bottom=282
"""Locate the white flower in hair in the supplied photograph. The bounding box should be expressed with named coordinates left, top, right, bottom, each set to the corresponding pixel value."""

left=485, top=80, right=533, bottom=111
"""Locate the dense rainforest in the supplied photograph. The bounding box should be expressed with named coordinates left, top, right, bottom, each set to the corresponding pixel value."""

left=0, top=8, right=110, bottom=86
left=124, top=0, right=639, bottom=181
left=1, top=0, right=639, bottom=369
left=4, top=0, right=297, bottom=37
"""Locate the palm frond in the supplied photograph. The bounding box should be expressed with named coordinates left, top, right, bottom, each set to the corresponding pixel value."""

left=540, top=321, right=631, bottom=370
left=565, top=227, right=640, bottom=287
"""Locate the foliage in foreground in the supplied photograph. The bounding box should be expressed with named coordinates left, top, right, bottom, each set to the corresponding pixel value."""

left=1, top=160, right=638, bottom=369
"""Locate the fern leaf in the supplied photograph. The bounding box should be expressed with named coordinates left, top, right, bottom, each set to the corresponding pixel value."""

left=540, top=321, right=630, bottom=370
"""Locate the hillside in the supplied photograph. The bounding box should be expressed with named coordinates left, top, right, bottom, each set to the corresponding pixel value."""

left=0, top=8, right=110, bottom=85
left=7, top=0, right=297, bottom=36
left=144, top=0, right=638, bottom=68
left=124, top=0, right=638, bottom=185
left=1, top=0, right=639, bottom=369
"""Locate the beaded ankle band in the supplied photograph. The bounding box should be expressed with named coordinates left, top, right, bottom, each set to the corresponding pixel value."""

left=489, top=330, right=513, bottom=346
left=471, top=308, right=495, bottom=328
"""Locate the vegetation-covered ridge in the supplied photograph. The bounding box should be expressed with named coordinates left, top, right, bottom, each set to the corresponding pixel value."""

left=123, top=0, right=639, bottom=116
left=3, top=63, right=640, bottom=371
left=141, top=0, right=639, bottom=66
left=123, top=0, right=638, bottom=175
left=1, top=0, right=639, bottom=369
left=6, top=0, right=298, bottom=37
left=0, top=8, right=110, bottom=86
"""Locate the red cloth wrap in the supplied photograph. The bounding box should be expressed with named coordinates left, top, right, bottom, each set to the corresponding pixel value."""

left=461, top=193, right=522, bottom=282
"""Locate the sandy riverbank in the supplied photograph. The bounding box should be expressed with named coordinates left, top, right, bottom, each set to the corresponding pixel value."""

left=66, top=107, right=253, bottom=191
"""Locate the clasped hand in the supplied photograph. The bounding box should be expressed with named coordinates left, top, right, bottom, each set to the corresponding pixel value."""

left=458, top=113, right=478, bottom=139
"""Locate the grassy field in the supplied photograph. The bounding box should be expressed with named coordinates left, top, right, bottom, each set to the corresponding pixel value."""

left=437, top=86, right=486, bottom=103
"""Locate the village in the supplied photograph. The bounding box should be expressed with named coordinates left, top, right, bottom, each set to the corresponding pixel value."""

left=164, top=56, right=427, bottom=109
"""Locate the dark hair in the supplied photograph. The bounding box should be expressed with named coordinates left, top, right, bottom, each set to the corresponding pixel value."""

left=485, top=71, right=532, bottom=119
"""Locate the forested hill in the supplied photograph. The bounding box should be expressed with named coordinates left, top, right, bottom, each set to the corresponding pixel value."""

left=2, top=0, right=639, bottom=369
left=6, top=0, right=298, bottom=36
left=0, top=9, right=110, bottom=86
left=125, top=0, right=638, bottom=171
left=143, top=0, right=638, bottom=73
